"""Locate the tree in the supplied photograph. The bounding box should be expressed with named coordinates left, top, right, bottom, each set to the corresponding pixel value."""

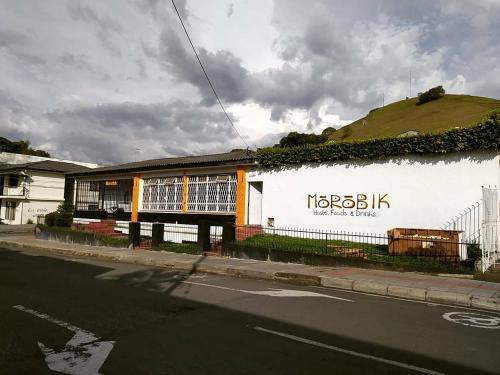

left=321, top=127, right=337, bottom=137
left=277, top=132, right=328, bottom=148
left=0, top=137, right=50, bottom=157
left=417, top=85, right=445, bottom=105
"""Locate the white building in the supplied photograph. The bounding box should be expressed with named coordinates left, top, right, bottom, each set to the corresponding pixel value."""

left=0, top=160, right=92, bottom=224
left=247, top=152, right=500, bottom=236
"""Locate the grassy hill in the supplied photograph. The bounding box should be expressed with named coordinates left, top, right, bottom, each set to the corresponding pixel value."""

left=330, top=94, right=500, bottom=142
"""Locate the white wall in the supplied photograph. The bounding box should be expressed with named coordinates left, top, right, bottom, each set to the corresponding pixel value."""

left=0, top=171, right=66, bottom=224
left=25, top=171, right=65, bottom=201
left=247, top=152, right=499, bottom=233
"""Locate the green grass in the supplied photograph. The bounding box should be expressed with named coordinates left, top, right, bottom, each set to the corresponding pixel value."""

left=239, top=233, right=388, bottom=256
left=158, top=242, right=202, bottom=255
left=238, top=233, right=472, bottom=273
left=474, top=269, right=500, bottom=283
left=331, top=94, right=500, bottom=142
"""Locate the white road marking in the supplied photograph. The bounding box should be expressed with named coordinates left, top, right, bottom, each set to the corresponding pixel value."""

left=180, top=281, right=353, bottom=301
left=12, top=305, right=114, bottom=375
left=310, top=285, right=500, bottom=314
left=253, top=326, right=446, bottom=375
left=443, top=312, right=500, bottom=329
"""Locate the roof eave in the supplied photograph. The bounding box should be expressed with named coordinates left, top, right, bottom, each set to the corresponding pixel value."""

left=67, top=158, right=256, bottom=177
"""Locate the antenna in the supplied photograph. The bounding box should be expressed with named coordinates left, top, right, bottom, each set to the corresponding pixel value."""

left=409, top=69, right=412, bottom=98
left=134, top=148, right=141, bottom=162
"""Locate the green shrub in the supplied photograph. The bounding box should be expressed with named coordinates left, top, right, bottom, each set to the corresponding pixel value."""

left=466, top=242, right=481, bottom=261
left=45, top=211, right=73, bottom=227
left=158, top=242, right=202, bottom=254
left=417, top=85, right=445, bottom=105
left=256, top=110, right=500, bottom=168
left=26, top=218, right=34, bottom=224
left=45, top=203, right=73, bottom=227
left=37, top=225, right=129, bottom=248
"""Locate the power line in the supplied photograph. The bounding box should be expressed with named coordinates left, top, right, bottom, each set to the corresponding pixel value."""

left=170, top=0, right=249, bottom=149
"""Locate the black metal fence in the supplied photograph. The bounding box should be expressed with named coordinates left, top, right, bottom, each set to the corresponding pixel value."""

left=233, top=225, right=475, bottom=271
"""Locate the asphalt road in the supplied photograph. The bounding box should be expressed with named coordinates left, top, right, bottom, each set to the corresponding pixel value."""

left=1, top=246, right=499, bottom=375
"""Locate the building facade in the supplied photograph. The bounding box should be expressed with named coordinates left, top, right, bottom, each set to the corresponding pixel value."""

left=0, top=161, right=92, bottom=224
left=70, top=149, right=499, bottom=241
left=247, top=152, right=500, bottom=234
left=69, top=150, right=255, bottom=226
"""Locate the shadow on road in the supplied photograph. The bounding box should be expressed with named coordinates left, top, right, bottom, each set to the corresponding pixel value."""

left=1, top=247, right=498, bottom=375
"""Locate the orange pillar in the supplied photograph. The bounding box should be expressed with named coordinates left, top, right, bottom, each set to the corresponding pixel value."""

left=235, top=166, right=246, bottom=226
left=131, top=174, right=140, bottom=222
left=182, top=175, right=188, bottom=213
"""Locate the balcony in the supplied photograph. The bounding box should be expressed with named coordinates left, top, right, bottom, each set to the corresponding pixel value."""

left=0, top=186, right=28, bottom=198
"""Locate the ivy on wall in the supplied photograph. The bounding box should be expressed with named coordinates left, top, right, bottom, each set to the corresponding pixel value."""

left=256, top=110, right=500, bottom=168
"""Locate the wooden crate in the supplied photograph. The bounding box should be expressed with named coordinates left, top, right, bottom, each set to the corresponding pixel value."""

left=387, top=228, right=462, bottom=260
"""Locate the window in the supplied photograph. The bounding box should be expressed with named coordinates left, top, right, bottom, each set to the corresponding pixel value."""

left=187, top=174, right=236, bottom=213
left=8, top=176, right=19, bottom=188
left=5, top=201, right=16, bottom=220
left=142, top=177, right=183, bottom=211
left=75, top=181, right=101, bottom=210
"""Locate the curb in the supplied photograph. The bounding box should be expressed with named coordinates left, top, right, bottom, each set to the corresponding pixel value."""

left=2, top=239, right=500, bottom=313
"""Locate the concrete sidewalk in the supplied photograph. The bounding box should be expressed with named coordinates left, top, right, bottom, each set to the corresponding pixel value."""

left=1, top=235, right=499, bottom=312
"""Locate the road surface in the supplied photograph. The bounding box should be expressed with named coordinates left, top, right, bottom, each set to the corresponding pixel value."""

left=1, top=246, right=499, bottom=374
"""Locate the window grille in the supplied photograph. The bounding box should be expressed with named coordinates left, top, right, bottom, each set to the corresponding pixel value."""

left=142, top=176, right=183, bottom=211
left=75, top=180, right=132, bottom=212
left=75, top=181, right=101, bottom=211
left=187, top=174, right=236, bottom=213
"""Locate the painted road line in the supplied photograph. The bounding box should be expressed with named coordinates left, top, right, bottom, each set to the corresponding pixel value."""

left=181, top=281, right=354, bottom=301
left=253, top=326, right=446, bottom=375
left=310, top=285, right=500, bottom=314
left=443, top=312, right=500, bottom=329
left=12, top=305, right=114, bottom=375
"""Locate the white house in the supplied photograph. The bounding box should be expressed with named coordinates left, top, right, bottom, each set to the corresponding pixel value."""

left=0, top=160, right=92, bottom=224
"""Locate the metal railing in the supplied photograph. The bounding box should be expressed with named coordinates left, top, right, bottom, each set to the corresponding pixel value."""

left=442, top=201, right=481, bottom=242
left=234, top=225, right=474, bottom=271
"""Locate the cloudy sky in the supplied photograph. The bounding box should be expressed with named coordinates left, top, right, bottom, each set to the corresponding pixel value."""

left=1, top=0, right=499, bottom=164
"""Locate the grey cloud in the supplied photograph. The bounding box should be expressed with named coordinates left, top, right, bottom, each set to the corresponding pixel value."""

left=133, top=0, right=188, bottom=20
left=60, top=53, right=95, bottom=72
left=158, top=0, right=500, bottom=123
left=0, top=29, right=29, bottom=47
left=159, top=29, right=250, bottom=106
left=226, top=3, right=234, bottom=18
left=2, top=96, right=241, bottom=164
left=67, top=2, right=123, bottom=56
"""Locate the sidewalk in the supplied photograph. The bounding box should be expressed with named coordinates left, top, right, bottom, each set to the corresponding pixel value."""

left=1, top=235, right=499, bottom=312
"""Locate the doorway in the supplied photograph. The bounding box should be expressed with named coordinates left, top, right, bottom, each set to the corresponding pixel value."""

left=247, top=182, right=263, bottom=225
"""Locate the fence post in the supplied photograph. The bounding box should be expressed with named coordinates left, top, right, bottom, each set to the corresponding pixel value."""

left=129, top=221, right=141, bottom=249
left=198, top=220, right=210, bottom=252
left=222, top=222, right=236, bottom=256
left=151, top=223, right=164, bottom=251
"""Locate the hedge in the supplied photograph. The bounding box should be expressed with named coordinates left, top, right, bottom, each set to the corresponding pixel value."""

left=37, top=225, right=129, bottom=248
left=256, top=110, right=500, bottom=168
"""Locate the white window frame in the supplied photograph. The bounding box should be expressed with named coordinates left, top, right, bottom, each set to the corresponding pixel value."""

left=141, top=176, right=183, bottom=212
left=186, top=173, right=237, bottom=213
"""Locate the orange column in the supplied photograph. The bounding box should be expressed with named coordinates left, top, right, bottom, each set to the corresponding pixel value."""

left=131, top=174, right=140, bottom=222
left=235, top=166, right=246, bottom=226
left=182, top=174, right=188, bottom=213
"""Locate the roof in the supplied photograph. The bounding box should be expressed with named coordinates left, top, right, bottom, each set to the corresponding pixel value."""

left=0, top=160, right=91, bottom=174
left=68, top=150, right=256, bottom=176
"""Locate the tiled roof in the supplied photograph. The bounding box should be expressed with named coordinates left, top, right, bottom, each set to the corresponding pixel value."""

left=68, top=150, right=256, bottom=176
left=0, top=160, right=91, bottom=173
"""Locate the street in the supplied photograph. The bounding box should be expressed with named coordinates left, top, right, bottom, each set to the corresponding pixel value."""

left=1, top=246, right=499, bottom=375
